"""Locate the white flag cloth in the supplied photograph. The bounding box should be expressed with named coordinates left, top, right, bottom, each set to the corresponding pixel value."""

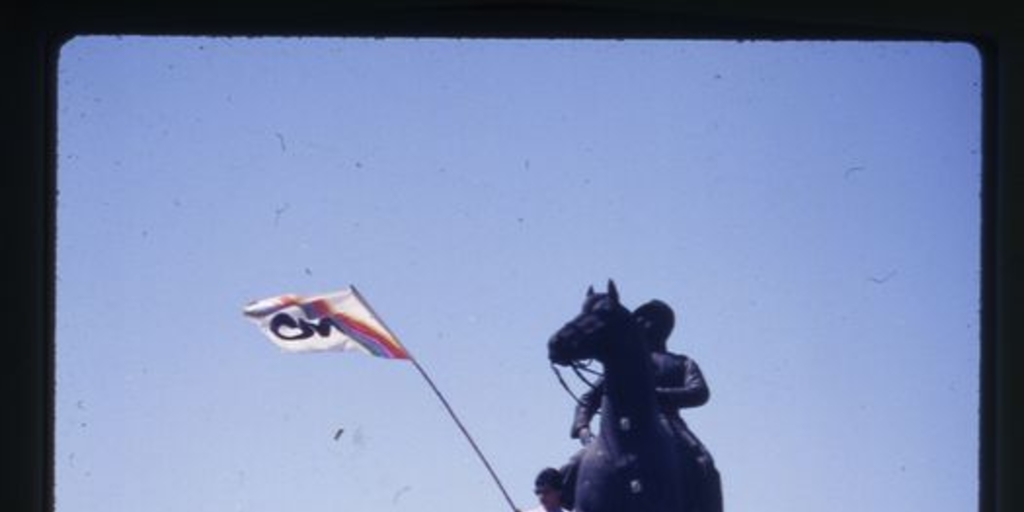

left=243, top=287, right=410, bottom=359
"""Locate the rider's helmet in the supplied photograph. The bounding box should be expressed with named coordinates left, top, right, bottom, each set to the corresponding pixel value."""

left=633, top=299, right=675, bottom=353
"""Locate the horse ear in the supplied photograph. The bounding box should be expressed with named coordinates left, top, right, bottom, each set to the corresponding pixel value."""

left=607, top=279, right=619, bottom=303
left=586, top=285, right=595, bottom=297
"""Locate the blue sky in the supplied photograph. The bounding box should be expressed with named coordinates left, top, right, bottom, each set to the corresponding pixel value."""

left=55, top=37, right=981, bottom=512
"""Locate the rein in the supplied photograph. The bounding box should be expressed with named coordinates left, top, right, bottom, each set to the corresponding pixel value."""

left=551, top=360, right=603, bottom=407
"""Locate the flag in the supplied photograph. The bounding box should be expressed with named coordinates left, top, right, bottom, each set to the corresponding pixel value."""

left=243, top=286, right=410, bottom=359
left=243, top=286, right=516, bottom=511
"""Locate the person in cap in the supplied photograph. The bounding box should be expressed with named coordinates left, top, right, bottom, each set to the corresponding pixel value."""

left=560, top=299, right=722, bottom=512
left=522, top=467, right=570, bottom=512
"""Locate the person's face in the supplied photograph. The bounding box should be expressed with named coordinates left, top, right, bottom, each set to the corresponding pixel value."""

left=635, top=313, right=656, bottom=334
left=536, top=486, right=562, bottom=510
left=635, top=312, right=671, bottom=353
left=635, top=314, right=663, bottom=348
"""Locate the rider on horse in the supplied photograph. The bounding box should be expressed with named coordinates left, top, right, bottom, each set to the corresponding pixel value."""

left=560, top=299, right=723, bottom=512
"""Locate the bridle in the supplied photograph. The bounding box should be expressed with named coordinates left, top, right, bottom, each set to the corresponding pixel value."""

left=551, top=359, right=603, bottom=407
left=550, top=289, right=615, bottom=406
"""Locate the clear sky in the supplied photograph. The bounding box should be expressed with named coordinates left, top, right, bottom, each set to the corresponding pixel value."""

left=55, top=37, right=981, bottom=512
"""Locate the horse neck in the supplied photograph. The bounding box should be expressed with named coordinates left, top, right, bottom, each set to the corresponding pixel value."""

left=597, top=323, right=659, bottom=435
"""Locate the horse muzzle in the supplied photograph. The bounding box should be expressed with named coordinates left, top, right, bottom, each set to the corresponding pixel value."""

left=547, top=332, right=575, bottom=366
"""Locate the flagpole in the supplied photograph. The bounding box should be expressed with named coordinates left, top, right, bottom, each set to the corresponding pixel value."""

left=350, top=286, right=519, bottom=512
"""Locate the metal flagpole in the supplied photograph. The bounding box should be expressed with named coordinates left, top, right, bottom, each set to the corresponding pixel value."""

left=350, top=286, right=519, bottom=512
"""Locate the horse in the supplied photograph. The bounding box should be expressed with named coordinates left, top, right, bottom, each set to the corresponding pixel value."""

left=548, top=281, right=692, bottom=512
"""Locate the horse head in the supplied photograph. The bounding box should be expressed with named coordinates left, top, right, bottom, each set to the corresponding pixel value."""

left=548, top=280, right=633, bottom=366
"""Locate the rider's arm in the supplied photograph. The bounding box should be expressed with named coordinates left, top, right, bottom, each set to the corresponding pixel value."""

left=571, top=379, right=604, bottom=438
left=655, top=356, right=710, bottom=409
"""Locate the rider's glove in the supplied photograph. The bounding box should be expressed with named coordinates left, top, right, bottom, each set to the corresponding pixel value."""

left=579, top=427, right=595, bottom=445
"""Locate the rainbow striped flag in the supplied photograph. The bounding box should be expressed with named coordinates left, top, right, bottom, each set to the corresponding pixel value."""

left=243, top=286, right=410, bottom=359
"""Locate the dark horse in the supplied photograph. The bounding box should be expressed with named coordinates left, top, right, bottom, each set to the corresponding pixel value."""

left=548, top=281, right=692, bottom=512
